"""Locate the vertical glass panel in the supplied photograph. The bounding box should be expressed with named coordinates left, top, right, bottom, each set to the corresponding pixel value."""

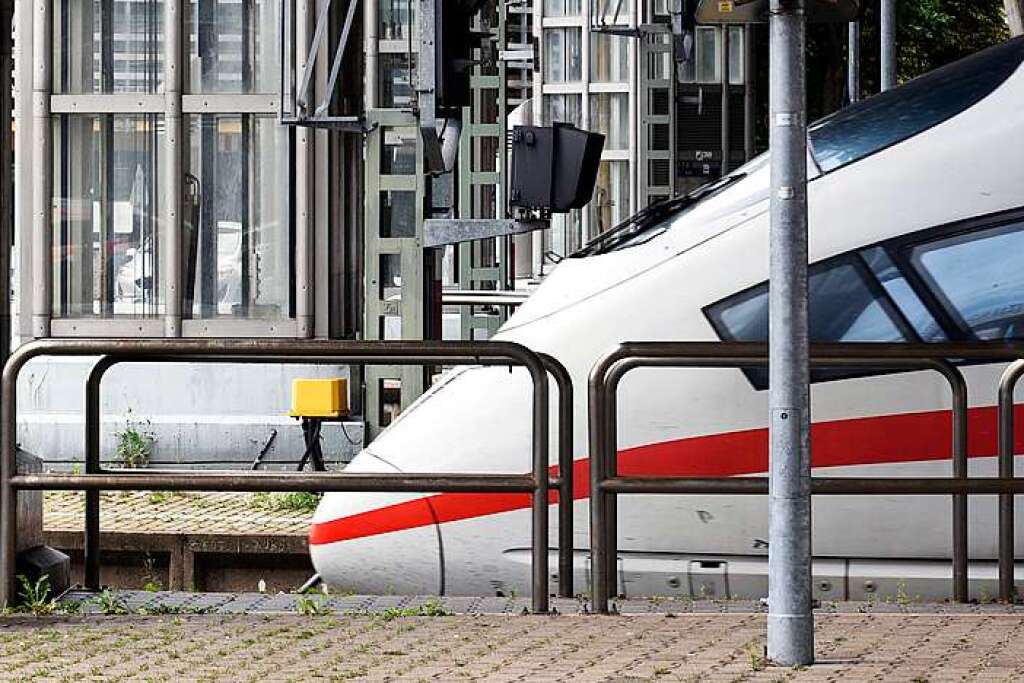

left=54, top=0, right=164, bottom=93
left=543, top=0, right=581, bottom=16
left=379, top=54, right=417, bottom=108
left=381, top=130, right=418, bottom=175
left=551, top=210, right=582, bottom=255
left=910, top=221, right=1024, bottom=340
left=589, top=93, right=629, bottom=151
left=380, top=190, right=417, bottom=238
left=53, top=114, right=164, bottom=317
left=591, top=33, right=629, bottom=83
left=696, top=27, right=719, bottom=83
left=728, top=26, right=744, bottom=85
left=379, top=253, right=402, bottom=339
left=187, top=115, right=291, bottom=319
left=187, top=0, right=282, bottom=93
left=542, top=94, right=582, bottom=127
left=589, top=160, right=630, bottom=238
left=543, top=28, right=582, bottom=82
left=380, top=0, right=416, bottom=40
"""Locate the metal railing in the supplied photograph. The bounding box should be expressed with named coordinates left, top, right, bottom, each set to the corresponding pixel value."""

left=0, top=339, right=575, bottom=611
left=588, top=341, right=1024, bottom=613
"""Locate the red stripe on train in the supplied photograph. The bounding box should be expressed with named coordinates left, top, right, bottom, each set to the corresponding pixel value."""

left=308, top=405, right=1022, bottom=546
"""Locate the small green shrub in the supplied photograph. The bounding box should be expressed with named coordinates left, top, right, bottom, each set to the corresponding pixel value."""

left=92, top=589, right=128, bottom=615
left=249, top=491, right=321, bottom=514
left=114, top=413, right=154, bottom=469
left=17, top=574, right=57, bottom=615
left=295, top=594, right=333, bottom=616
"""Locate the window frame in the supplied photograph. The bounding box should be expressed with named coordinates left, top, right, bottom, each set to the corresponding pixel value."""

left=703, top=205, right=1024, bottom=390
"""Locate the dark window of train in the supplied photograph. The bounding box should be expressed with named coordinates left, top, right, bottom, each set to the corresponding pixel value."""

left=908, top=219, right=1024, bottom=341
left=705, top=257, right=910, bottom=388
left=808, top=36, right=1024, bottom=173
left=861, top=247, right=947, bottom=342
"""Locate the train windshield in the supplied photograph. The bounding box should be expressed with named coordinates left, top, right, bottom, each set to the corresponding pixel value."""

left=809, top=36, right=1024, bottom=173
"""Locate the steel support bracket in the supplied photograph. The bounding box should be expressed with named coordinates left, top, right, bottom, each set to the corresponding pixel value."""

left=423, top=219, right=549, bottom=248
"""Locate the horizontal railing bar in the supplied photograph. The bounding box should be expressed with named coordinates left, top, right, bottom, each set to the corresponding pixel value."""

left=12, top=472, right=539, bottom=493
left=602, top=477, right=1024, bottom=495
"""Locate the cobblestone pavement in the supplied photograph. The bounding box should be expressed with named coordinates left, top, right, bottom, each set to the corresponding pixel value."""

left=2, top=611, right=1024, bottom=682
left=44, top=491, right=311, bottom=536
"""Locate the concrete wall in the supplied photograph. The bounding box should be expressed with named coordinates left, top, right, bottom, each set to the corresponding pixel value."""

left=17, top=358, right=365, bottom=470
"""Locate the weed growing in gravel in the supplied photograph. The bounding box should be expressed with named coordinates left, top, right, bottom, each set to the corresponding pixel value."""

left=377, top=599, right=451, bottom=622
left=17, top=574, right=58, bottom=615
left=114, top=414, right=155, bottom=469
left=92, top=589, right=129, bottom=615
left=295, top=594, right=333, bottom=616
left=249, top=491, right=321, bottom=514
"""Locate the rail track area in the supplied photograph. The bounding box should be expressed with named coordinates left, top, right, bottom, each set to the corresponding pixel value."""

left=3, top=605, right=1024, bottom=681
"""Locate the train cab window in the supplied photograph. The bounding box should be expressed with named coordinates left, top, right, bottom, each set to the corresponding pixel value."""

left=861, top=247, right=947, bottom=342
left=705, top=257, right=911, bottom=387
left=808, top=36, right=1024, bottom=173
left=908, top=220, right=1024, bottom=341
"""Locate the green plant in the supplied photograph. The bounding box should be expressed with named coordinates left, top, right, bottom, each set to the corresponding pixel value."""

left=378, top=599, right=452, bottom=622
left=295, top=594, right=333, bottom=616
left=17, top=574, right=57, bottom=615
left=114, top=414, right=154, bottom=469
left=746, top=643, right=767, bottom=672
left=92, top=589, right=128, bottom=615
left=248, top=491, right=321, bottom=514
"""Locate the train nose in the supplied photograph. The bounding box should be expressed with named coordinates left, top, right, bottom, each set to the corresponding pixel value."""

left=309, top=449, right=443, bottom=594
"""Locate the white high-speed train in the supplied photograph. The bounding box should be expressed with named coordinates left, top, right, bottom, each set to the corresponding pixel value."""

left=312, top=37, right=1024, bottom=601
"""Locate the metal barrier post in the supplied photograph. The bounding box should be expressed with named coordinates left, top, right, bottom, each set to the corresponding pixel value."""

left=998, top=360, right=1024, bottom=602
left=539, top=353, right=575, bottom=599
left=588, top=342, right=978, bottom=615
left=2, top=339, right=560, bottom=611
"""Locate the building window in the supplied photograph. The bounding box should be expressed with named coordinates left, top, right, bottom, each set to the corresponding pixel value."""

left=589, top=93, right=629, bottom=150
left=53, top=114, right=165, bottom=318
left=543, top=0, right=582, bottom=17
left=379, top=53, right=417, bottom=108
left=589, top=160, right=630, bottom=238
left=543, top=94, right=581, bottom=127
left=380, top=0, right=416, bottom=40
left=185, top=115, right=291, bottom=319
left=54, top=0, right=165, bottom=94
left=544, top=28, right=582, bottom=83
left=591, top=33, right=630, bottom=83
left=187, top=0, right=282, bottom=94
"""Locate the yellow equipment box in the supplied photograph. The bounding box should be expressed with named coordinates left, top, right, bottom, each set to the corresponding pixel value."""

left=290, top=378, right=349, bottom=418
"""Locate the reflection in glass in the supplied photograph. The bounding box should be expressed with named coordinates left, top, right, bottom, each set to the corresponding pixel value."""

left=187, top=115, right=291, bottom=318
left=379, top=54, right=417, bottom=108
left=728, top=26, right=744, bottom=85
left=380, top=0, right=415, bottom=40
left=380, top=190, right=417, bottom=238
left=589, top=93, right=629, bottom=150
left=589, top=161, right=630, bottom=238
left=54, top=0, right=164, bottom=93
left=543, top=94, right=581, bottom=127
left=695, top=27, right=719, bottom=83
left=911, top=221, right=1024, bottom=340
left=591, top=33, right=629, bottom=83
left=381, top=130, right=417, bottom=175
left=53, top=115, right=164, bottom=317
left=543, top=28, right=582, bottom=82
left=188, top=0, right=281, bottom=93
left=544, top=0, right=581, bottom=16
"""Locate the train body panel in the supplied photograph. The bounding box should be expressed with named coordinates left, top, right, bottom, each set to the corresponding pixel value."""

left=310, top=38, right=1024, bottom=600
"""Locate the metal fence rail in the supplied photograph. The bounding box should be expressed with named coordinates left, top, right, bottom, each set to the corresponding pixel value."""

left=588, top=341, right=1024, bottom=613
left=0, top=339, right=574, bottom=611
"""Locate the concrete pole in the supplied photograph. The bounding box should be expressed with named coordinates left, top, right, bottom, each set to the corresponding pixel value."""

left=720, top=27, right=731, bottom=175
left=767, top=0, right=813, bottom=667
left=847, top=21, right=860, bottom=104
left=880, top=0, right=896, bottom=91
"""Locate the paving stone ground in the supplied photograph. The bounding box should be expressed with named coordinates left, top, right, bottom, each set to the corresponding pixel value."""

left=43, top=491, right=312, bottom=536
left=2, top=611, right=1024, bottom=682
